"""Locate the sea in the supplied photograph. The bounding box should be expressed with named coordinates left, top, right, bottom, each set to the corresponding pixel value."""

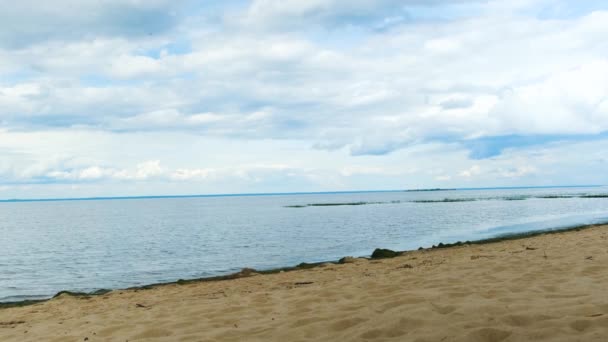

left=1, top=186, right=608, bottom=302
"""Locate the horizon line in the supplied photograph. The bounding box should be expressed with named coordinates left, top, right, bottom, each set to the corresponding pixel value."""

left=0, top=185, right=604, bottom=203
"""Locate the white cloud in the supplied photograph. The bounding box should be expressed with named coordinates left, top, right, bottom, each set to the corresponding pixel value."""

left=0, top=127, right=606, bottom=198
left=170, top=168, right=215, bottom=181
left=435, top=175, right=453, bottom=181
left=490, top=59, right=608, bottom=135
left=4, top=7, right=608, bottom=148
left=1, top=1, right=608, bottom=196
left=132, top=160, right=165, bottom=180
left=75, top=166, right=110, bottom=180
left=108, top=55, right=163, bottom=79
left=497, top=166, right=538, bottom=178
left=39, top=161, right=165, bottom=182
left=459, top=165, right=482, bottom=178
left=237, top=0, right=405, bottom=29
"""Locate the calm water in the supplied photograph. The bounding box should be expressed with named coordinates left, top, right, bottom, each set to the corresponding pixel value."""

left=2, top=187, right=608, bottom=302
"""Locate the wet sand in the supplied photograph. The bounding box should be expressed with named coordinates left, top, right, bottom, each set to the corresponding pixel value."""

left=1, top=225, right=608, bottom=341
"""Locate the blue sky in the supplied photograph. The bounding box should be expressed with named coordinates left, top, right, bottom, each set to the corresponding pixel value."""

left=0, top=0, right=607, bottom=198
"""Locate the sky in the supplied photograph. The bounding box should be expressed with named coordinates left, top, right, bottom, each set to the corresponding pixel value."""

left=1, top=0, right=608, bottom=199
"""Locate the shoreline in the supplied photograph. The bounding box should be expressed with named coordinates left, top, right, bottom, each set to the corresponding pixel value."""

left=2, top=223, right=608, bottom=341
left=2, top=221, right=604, bottom=310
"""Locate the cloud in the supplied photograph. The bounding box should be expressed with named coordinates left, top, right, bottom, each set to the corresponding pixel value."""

left=46, top=167, right=104, bottom=181
left=11, top=157, right=309, bottom=189
left=3, top=6, right=608, bottom=153
left=238, top=0, right=407, bottom=29
left=17, top=161, right=166, bottom=183
left=440, top=97, right=474, bottom=110
left=107, top=55, right=163, bottom=79
left=170, top=168, right=215, bottom=181
left=236, top=0, right=488, bottom=30
left=459, top=165, right=481, bottom=178
left=1, top=1, right=608, bottom=196
left=489, top=59, right=608, bottom=135
left=349, top=138, right=412, bottom=156
left=496, top=166, right=538, bottom=178
left=435, top=175, right=452, bottom=181
left=0, top=127, right=607, bottom=198
left=0, top=0, right=187, bottom=47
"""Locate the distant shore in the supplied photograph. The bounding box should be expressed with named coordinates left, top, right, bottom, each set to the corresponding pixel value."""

left=1, top=184, right=602, bottom=203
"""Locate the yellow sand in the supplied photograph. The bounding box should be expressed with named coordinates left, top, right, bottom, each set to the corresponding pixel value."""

left=2, top=225, right=608, bottom=341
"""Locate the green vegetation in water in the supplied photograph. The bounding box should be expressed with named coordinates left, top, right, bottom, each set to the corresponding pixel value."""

left=502, top=196, right=530, bottom=201
left=533, top=194, right=608, bottom=199
left=431, top=241, right=470, bottom=249
left=412, top=198, right=476, bottom=203
left=309, top=202, right=372, bottom=206
left=0, top=299, right=46, bottom=309
left=536, top=195, right=575, bottom=199
left=295, top=262, right=322, bottom=269
left=285, top=201, right=393, bottom=208
left=53, top=289, right=112, bottom=298
left=285, top=193, right=608, bottom=208
left=579, top=194, right=608, bottom=198
left=0, top=289, right=113, bottom=309
left=426, top=223, right=604, bottom=250
left=405, top=188, right=455, bottom=192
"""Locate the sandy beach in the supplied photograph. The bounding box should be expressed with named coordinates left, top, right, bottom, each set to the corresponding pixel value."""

left=1, top=225, right=607, bottom=341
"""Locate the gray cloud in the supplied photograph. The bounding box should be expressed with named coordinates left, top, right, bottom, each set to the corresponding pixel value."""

left=0, top=0, right=187, bottom=47
left=235, top=0, right=487, bottom=31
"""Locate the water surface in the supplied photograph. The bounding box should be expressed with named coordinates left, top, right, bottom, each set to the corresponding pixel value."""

left=1, top=186, right=608, bottom=302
